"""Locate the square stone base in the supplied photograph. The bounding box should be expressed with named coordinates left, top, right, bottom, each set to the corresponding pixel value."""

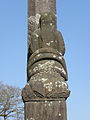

left=25, top=100, right=67, bottom=120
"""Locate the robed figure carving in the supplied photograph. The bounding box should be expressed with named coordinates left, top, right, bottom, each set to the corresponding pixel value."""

left=22, top=0, right=70, bottom=119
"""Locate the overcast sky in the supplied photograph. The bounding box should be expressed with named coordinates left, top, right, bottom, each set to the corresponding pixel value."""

left=0, top=0, right=90, bottom=120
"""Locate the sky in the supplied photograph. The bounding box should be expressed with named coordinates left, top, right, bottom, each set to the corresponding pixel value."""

left=0, top=0, right=90, bottom=120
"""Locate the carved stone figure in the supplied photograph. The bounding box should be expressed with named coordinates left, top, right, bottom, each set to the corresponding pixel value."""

left=22, top=0, right=70, bottom=120
left=28, top=14, right=41, bottom=59
left=28, top=12, right=65, bottom=57
left=40, top=12, right=65, bottom=55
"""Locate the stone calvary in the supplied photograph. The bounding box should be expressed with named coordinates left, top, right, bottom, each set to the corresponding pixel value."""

left=22, top=0, right=70, bottom=120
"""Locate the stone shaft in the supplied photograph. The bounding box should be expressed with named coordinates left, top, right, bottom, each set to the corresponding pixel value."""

left=25, top=99, right=67, bottom=120
left=22, top=0, right=70, bottom=120
left=28, top=0, right=56, bottom=17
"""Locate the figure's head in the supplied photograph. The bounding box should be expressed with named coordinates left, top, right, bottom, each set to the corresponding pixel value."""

left=40, top=12, right=57, bottom=28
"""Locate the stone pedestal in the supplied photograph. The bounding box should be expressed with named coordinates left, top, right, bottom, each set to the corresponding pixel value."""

left=25, top=99, right=67, bottom=120
left=22, top=48, right=70, bottom=120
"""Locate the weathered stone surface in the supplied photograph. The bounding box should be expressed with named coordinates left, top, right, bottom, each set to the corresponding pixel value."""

left=22, top=77, right=70, bottom=102
left=28, top=48, right=68, bottom=80
left=25, top=100, right=67, bottom=120
left=22, top=0, right=70, bottom=120
left=28, top=0, right=35, bottom=17
left=28, top=12, right=65, bottom=58
left=28, top=0, right=56, bottom=17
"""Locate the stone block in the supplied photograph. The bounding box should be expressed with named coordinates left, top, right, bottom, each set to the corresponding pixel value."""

left=25, top=100, right=67, bottom=120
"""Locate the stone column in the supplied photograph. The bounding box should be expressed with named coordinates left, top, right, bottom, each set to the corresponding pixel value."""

left=22, top=0, right=70, bottom=120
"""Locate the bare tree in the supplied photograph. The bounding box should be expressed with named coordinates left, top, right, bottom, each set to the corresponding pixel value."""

left=0, top=82, right=24, bottom=120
